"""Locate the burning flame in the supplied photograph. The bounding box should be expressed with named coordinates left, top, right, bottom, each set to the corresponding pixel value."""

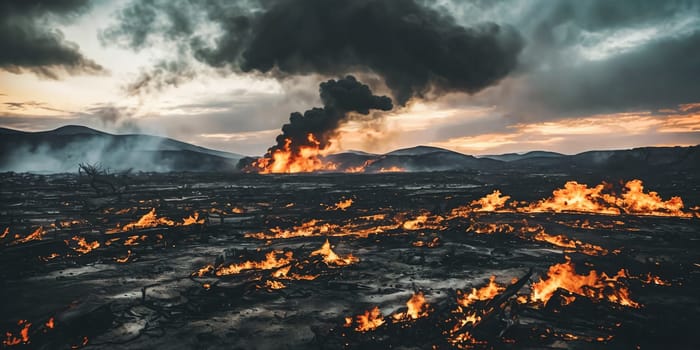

left=69, top=236, right=100, bottom=255
left=327, top=198, right=353, bottom=211
left=215, top=250, right=294, bottom=276
left=523, top=181, right=621, bottom=215
left=45, top=317, right=54, bottom=329
left=471, top=190, right=512, bottom=212
left=310, top=239, right=358, bottom=266
left=351, top=306, right=385, bottom=332
left=111, top=209, right=204, bottom=232
left=249, top=135, right=338, bottom=174
left=119, top=209, right=175, bottom=231
left=457, top=276, right=504, bottom=307
left=614, top=180, right=689, bottom=217
left=13, top=226, right=46, bottom=244
left=264, top=280, right=286, bottom=290
left=182, top=212, right=205, bottom=225
left=466, top=222, right=514, bottom=234
left=402, top=214, right=444, bottom=231
left=521, top=180, right=691, bottom=217
left=115, top=250, right=132, bottom=263
left=530, top=257, right=640, bottom=308
left=379, top=166, right=405, bottom=173
left=531, top=229, right=607, bottom=256
left=247, top=219, right=340, bottom=239
left=392, top=292, right=429, bottom=321
left=3, top=320, right=31, bottom=346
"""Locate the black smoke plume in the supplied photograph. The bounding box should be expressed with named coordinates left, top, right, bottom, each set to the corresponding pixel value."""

left=239, top=75, right=392, bottom=170
left=104, top=0, right=523, bottom=104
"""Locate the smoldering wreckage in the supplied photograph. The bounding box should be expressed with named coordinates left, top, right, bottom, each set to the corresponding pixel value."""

left=1, top=166, right=699, bottom=349
left=2, top=76, right=700, bottom=350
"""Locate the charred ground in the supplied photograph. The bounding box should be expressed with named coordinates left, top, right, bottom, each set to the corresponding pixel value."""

left=1, top=168, right=699, bottom=349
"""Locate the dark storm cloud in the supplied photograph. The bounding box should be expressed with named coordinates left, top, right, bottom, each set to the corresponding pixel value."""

left=102, top=0, right=523, bottom=104
left=517, top=30, right=700, bottom=117
left=434, top=0, right=700, bottom=119
left=0, top=0, right=104, bottom=78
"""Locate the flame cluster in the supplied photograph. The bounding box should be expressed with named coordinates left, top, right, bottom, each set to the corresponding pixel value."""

left=530, top=257, right=640, bottom=308
left=249, top=135, right=338, bottom=174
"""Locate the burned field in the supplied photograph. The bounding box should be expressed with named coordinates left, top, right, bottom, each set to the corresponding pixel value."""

left=1, top=171, right=699, bottom=349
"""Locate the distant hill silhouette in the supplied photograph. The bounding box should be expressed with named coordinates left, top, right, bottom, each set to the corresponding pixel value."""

left=0, top=125, right=243, bottom=173
left=1, top=125, right=697, bottom=174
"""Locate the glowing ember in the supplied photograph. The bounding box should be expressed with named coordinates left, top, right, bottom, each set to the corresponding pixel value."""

left=264, top=280, right=286, bottom=290
left=45, top=317, right=55, bottom=329
left=13, top=226, right=46, bottom=244
left=457, top=276, right=504, bottom=307
left=531, top=229, right=608, bottom=256
left=402, top=214, right=444, bottom=231
left=466, top=222, right=514, bottom=234
left=215, top=250, right=293, bottom=276
left=193, top=264, right=215, bottom=277
left=636, top=272, right=671, bottom=286
left=1, top=227, right=9, bottom=240
left=378, top=166, right=405, bottom=173
left=3, top=320, right=31, bottom=346
left=531, top=257, right=641, bottom=308
left=327, top=198, right=353, bottom=211
left=412, top=236, right=440, bottom=247
left=115, top=250, right=132, bottom=263
left=351, top=306, right=385, bottom=332
left=310, top=239, right=358, bottom=266
left=346, top=159, right=377, bottom=173
left=246, top=219, right=340, bottom=239
left=392, top=292, right=429, bottom=321
left=69, top=236, right=100, bottom=255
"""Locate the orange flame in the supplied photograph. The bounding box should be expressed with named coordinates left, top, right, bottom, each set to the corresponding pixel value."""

left=250, top=135, right=338, bottom=174
left=523, top=181, right=621, bottom=215
left=13, top=226, right=46, bottom=244
left=182, top=212, right=205, bottom=225
left=531, top=257, right=640, bottom=308
left=466, top=222, right=514, bottom=234
left=531, top=229, right=608, bottom=256
left=327, top=198, right=353, bottom=211
left=115, top=250, right=132, bottom=263
left=215, top=250, right=294, bottom=276
left=392, top=292, right=429, bottom=321
left=471, top=190, right=512, bottom=212
left=310, top=239, right=358, bottom=266
left=402, top=214, right=444, bottom=231
left=352, top=306, right=385, bottom=332
left=69, top=236, right=100, bottom=255
left=3, top=320, right=31, bottom=346
left=521, top=179, right=691, bottom=217
left=378, top=166, right=405, bottom=173
left=264, top=280, right=286, bottom=290
left=457, top=276, right=505, bottom=307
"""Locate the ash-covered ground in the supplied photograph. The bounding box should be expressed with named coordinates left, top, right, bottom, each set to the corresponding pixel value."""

left=1, top=171, right=699, bottom=349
